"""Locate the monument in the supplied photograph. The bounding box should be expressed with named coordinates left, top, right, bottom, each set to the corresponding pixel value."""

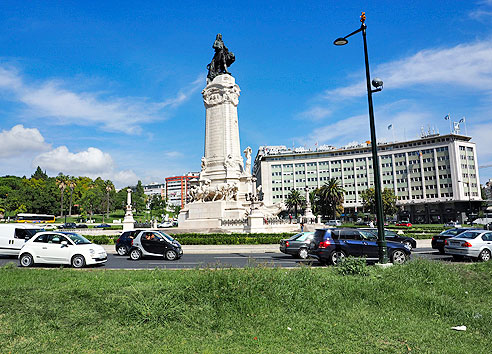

left=179, top=34, right=286, bottom=231
left=122, top=188, right=135, bottom=231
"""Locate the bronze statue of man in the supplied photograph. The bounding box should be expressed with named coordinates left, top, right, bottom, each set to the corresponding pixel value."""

left=207, top=34, right=235, bottom=82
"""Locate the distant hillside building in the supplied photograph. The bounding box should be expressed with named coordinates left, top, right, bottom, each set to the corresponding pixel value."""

left=253, top=134, right=481, bottom=223
left=143, top=182, right=166, bottom=197
left=165, top=173, right=200, bottom=208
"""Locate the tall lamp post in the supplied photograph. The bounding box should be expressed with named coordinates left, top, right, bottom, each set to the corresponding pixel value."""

left=334, top=12, right=388, bottom=263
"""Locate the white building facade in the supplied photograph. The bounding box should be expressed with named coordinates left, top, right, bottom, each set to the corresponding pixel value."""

left=253, top=134, right=481, bottom=223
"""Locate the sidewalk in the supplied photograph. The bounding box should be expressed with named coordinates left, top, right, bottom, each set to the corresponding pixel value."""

left=103, top=239, right=432, bottom=255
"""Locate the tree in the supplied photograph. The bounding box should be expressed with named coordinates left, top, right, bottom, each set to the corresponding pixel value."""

left=134, top=181, right=146, bottom=215
left=149, top=194, right=166, bottom=219
left=360, top=188, right=398, bottom=219
left=67, top=177, right=77, bottom=217
left=285, top=189, right=305, bottom=218
left=31, top=166, right=47, bottom=180
left=56, top=174, right=68, bottom=217
left=317, top=178, right=345, bottom=219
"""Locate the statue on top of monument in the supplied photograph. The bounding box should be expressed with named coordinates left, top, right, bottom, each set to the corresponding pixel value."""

left=207, top=33, right=235, bottom=83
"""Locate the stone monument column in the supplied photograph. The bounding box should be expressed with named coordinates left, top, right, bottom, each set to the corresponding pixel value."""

left=304, top=186, right=315, bottom=221
left=201, top=75, right=243, bottom=184
left=122, top=188, right=135, bottom=231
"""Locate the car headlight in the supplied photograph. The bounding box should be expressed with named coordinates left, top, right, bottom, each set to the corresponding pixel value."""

left=404, top=244, right=411, bottom=250
left=89, top=249, right=95, bottom=256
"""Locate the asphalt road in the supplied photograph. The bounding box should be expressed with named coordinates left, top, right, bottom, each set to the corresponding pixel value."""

left=0, top=247, right=474, bottom=269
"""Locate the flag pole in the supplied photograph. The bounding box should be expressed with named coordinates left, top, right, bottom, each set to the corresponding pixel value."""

left=463, top=117, right=468, bottom=136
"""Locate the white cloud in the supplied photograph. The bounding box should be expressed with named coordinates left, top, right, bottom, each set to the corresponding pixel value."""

left=0, top=124, right=50, bottom=158
left=0, top=65, right=203, bottom=134
left=162, top=151, right=184, bottom=159
left=31, top=145, right=141, bottom=188
left=33, top=146, right=114, bottom=175
left=297, top=106, right=332, bottom=121
left=469, top=1, right=492, bottom=20
left=324, top=39, right=492, bottom=99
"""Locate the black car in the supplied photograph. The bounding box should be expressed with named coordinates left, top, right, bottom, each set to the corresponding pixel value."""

left=129, top=230, right=182, bottom=261
left=95, top=223, right=111, bottom=229
left=431, top=228, right=480, bottom=254
left=58, top=222, right=77, bottom=229
left=115, top=230, right=141, bottom=256
left=309, top=228, right=411, bottom=265
left=279, top=232, right=314, bottom=259
left=76, top=224, right=88, bottom=228
left=360, top=228, right=417, bottom=250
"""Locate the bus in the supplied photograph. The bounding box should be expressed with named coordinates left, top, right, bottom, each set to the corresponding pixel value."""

left=15, top=213, right=56, bottom=223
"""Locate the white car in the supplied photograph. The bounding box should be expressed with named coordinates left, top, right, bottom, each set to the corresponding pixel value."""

left=18, top=231, right=107, bottom=268
left=444, top=229, right=492, bottom=262
left=326, top=220, right=342, bottom=227
left=444, top=221, right=462, bottom=228
left=158, top=221, right=173, bottom=228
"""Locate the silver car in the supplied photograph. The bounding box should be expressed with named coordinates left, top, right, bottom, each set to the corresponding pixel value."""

left=444, top=230, right=492, bottom=262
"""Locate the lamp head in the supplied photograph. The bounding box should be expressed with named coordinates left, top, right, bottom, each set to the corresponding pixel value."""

left=334, top=37, right=348, bottom=46
left=372, top=77, right=383, bottom=89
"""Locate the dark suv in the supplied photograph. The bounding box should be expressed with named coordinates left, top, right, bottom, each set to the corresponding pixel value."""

left=309, top=228, right=411, bottom=265
left=115, top=230, right=143, bottom=256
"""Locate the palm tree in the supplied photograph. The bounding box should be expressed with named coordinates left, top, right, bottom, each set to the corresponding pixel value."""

left=56, top=174, right=68, bottom=217
left=318, top=178, right=345, bottom=219
left=68, top=177, right=77, bottom=217
left=285, top=189, right=305, bottom=218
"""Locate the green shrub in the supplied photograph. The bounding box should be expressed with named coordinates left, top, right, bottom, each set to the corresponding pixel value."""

left=336, top=257, right=369, bottom=276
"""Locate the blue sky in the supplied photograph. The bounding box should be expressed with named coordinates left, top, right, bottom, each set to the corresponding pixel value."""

left=1, top=0, right=492, bottom=187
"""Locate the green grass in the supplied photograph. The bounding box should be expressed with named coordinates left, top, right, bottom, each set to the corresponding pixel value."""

left=1, top=260, right=491, bottom=353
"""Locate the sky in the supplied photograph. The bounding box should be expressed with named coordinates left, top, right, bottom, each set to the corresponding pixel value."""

left=1, top=0, right=492, bottom=187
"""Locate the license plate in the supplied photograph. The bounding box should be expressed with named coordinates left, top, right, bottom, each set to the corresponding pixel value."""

left=436, top=240, right=443, bottom=243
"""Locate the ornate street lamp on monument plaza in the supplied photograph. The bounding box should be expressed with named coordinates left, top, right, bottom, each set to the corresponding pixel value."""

left=334, top=12, right=388, bottom=264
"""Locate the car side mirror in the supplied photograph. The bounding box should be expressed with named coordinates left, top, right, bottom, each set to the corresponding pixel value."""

left=61, top=241, right=68, bottom=247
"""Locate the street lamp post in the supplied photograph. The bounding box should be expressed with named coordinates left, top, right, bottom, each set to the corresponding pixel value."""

left=334, top=12, right=388, bottom=263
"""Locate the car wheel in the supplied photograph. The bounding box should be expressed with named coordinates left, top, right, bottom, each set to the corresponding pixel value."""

left=330, top=250, right=346, bottom=265
left=130, top=249, right=142, bottom=261
left=19, top=253, right=34, bottom=267
left=403, top=241, right=413, bottom=251
left=478, top=249, right=491, bottom=262
left=298, top=248, right=309, bottom=259
left=390, top=250, right=407, bottom=264
left=438, top=247, right=445, bottom=255
left=117, top=246, right=128, bottom=256
left=165, top=250, right=178, bottom=261
left=71, top=255, right=86, bottom=268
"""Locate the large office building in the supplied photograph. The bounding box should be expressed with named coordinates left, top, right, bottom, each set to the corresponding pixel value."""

left=165, top=173, right=200, bottom=208
left=253, top=133, right=481, bottom=223
left=142, top=182, right=166, bottom=197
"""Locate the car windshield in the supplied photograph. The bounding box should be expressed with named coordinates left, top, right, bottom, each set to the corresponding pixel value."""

left=62, top=232, right=92, bottom=244
left=457, top=231, right=480, bottom=239
left=155, top=231, right=175, bottom=242
left=440, top=228, right=463, bottom=236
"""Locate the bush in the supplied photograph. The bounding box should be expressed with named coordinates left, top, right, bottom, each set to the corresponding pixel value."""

left=336, top=257, right=369, bottom=276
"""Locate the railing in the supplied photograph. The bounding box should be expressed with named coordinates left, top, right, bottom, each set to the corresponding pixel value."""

left=263, top=218, right=291, bottom=225
left=221, top=218, right=248, bottom=226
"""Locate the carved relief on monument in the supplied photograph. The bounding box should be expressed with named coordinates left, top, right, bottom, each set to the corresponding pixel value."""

left=188, top=181, right=239, bottom=203
left=202, top=84, right=240, bottom=107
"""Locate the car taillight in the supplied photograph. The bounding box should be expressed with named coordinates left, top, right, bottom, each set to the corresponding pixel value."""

left=131, top=240, right=133, bottom=246
left=431, top=237, right=435, bottom=241
left=461, top=241, right=472, bottom=247
left=285, top=241, right=289, bottom=247
left=319, top=240, right=331, bottom=248
left=116, top=237, right=121, bottom=243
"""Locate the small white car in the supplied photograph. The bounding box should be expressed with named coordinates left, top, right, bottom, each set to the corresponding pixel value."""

left=18, top=231, right=107, bottom=268
left=158, top=221, right=173, bottom=228
left=444, top=230, right=492, bottom=262
left=326, top=220, right=342, bottom=227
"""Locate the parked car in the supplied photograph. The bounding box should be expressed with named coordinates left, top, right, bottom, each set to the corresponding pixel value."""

left=444, top=229, right=492, bottom=262
left=76, top=224, right=88, bottom=228
left=0, top=224, right=44, bottom=256
left=115, top=230, right=143, bottom=256
left=308, top=228, right=411, bottom=265
left=431, top=228, right=478, bottom=254
left=396, top=221, right=412, bottom=227
left=18, top=231, right=107, bottom=268
left=325, top=220, right=342, bottom=227
left=128, top=230, right=182, bottom=261
left=360, top=228, right=417, bottom=250
left=444, top=221, right=462, bottom=228
left=94, top=223, right=111, bottom=229
left=58, top=223, right=77, bottom=229
left=158, top=221, right=173, bottom=228
left=279, top=232, right=314, bottom=259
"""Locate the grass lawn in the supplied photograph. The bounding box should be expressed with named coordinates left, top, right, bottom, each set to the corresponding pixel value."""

left=0, top=260, right=491, bottom=353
